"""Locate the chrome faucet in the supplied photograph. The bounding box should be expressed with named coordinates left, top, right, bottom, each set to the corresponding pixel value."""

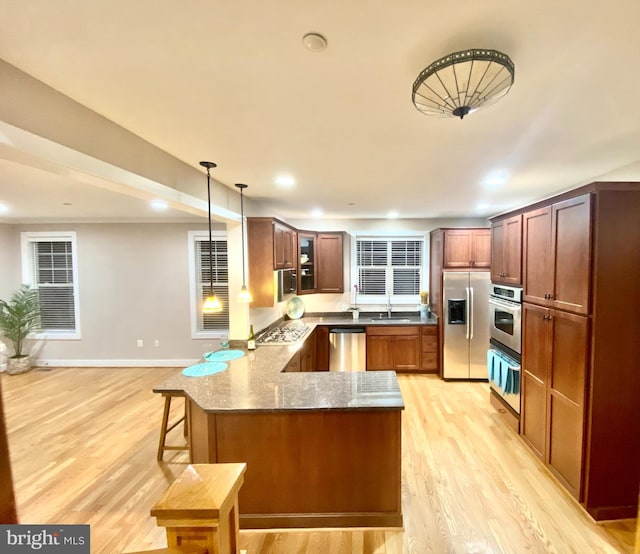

left=387, top=295, right=392, bottom=317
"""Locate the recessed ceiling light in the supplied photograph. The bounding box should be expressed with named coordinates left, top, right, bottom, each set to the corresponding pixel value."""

left=387, top=210, right=399, bottom=219
left=275, top=175, right=295, bottom=187
left=0, top=203, right=9, bottom=213
left=483, top=171, right=508, bottom=189
left=151, top=199, right=168, bottom=211
left=302, top=33, right=327, bottom=52
left=310, top=208, right=323, bottom=218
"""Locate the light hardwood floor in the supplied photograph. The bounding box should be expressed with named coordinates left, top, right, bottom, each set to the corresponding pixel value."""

left=1, top=368, right=635, bottom=553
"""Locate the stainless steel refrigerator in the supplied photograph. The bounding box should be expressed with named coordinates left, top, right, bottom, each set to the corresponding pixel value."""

left=443, top=271, right=490, bottom=379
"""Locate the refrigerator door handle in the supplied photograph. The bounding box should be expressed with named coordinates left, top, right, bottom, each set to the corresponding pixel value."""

left=465, top=287, right=470, bottom=339
left=469, top=286, right=474, bottom=339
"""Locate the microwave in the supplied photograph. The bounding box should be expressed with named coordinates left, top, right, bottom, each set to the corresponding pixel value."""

left=276, top=269, right=297, bottom=302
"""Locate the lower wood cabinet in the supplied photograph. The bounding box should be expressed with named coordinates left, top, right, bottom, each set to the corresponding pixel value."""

left=366, top=326, right=421, bottom=371
left=420, top=326, right=438, bottom=372
left=314, top=326, right=330, bottom=371
left=284, top=332, right=317, bottom=372
left=300, top=331, right=316, bottom=372
left=521, top=302, right=588, bottom=499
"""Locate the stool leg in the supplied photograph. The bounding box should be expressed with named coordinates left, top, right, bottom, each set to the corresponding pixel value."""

left=183, top=398, right=189, bottom=438
left=157, top=395, right=172, bottom=461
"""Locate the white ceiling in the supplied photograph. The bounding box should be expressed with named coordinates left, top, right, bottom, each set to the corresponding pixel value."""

left=1, top=0, right=639, bottom=222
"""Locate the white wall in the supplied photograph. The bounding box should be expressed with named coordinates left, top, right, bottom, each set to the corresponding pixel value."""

left=0, top=224, right=19, bottom=301
left=4, top=222, right=230, bottom=366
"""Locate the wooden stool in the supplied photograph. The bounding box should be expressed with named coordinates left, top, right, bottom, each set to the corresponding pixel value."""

left=157, top=392, right=189, bottom=461
left=151, top=463, right=246, bottom=554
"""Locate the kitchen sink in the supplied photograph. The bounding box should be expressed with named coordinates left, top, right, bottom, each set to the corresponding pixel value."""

left=369, top=317, right=412, bottom=323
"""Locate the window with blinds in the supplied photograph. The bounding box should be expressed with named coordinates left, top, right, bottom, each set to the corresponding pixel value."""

left=32, top=241, right=76, bottom=330
left=356, top=238, right=423, bottom=300
left=195, top=238, right=230, bottom=331
left=21, top=232, right=80, bottom=338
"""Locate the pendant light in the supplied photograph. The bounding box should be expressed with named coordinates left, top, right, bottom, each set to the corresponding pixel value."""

left=200, top=161, right=223, bottom=314
left=235, top=183, right=252, bottom=303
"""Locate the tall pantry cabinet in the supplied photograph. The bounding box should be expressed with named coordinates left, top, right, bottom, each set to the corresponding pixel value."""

left=491, top=181, right=640, bottom=521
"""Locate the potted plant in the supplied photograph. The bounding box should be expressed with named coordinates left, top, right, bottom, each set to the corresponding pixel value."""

left=348, top=284, right=361, bottom=320
left=0, top=284, right=41, bottom=375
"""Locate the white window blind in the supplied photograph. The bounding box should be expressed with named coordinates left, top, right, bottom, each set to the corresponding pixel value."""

left=32, top=241, right=76, bottom=330
left=356, top=238, right=423, bottom=298
left=196, top=238, right=230, bottom=331
left=21, top=232, right=80, bottom=338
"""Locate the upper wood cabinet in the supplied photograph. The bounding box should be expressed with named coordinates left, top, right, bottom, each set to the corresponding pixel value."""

left=316, top=233, right=344, bottom=293
left=443, top=228, right=491, bottom=268
left=523, top=194, right=591, bottom=315
left=491, top=214, right=522, bottom=285
left=273, top=220, right=297, bottom=269
left=298, top=232, right=317, bottom=294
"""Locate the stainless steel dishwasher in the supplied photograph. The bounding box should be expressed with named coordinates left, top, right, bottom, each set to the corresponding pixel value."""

left=329, top=327, right=366, bottom=371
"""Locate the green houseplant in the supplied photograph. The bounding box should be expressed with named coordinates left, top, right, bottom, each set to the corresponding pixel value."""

left=0, top=284, right=41, bottom=374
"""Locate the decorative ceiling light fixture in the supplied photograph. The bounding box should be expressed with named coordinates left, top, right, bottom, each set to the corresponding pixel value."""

left=199, top=161, right=223, bottom=314
left=234, top=183, right=252, bottom=303
left=412, top=49, right=515, bottom=119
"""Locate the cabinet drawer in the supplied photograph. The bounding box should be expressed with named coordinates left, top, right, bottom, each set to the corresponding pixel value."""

left=421, top=325, right=437, bottom=336
left=367, top=326, right=420, bottom=336
left=421, top=353, right=438, bottom=369
left=421, top=335, right=438, bottom=352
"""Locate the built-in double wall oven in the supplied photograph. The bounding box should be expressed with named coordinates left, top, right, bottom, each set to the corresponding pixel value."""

left=487, top=284, right=522, bottom=414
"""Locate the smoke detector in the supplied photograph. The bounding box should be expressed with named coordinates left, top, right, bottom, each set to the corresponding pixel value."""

left=302, top=33, right=328, bottom=52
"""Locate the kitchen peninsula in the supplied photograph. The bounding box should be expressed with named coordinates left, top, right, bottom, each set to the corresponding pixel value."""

left=154, top=317, right=410, bottom=529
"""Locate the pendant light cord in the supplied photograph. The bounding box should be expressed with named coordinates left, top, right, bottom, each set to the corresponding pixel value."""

left=206, top=167, right=214, bottom=298
left=240, top=187, right=247, bottom=286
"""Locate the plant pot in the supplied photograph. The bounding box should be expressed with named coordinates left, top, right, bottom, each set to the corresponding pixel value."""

left=352, top=311, right=359, bottom=320
left=7, top=356, right=32, bottom=375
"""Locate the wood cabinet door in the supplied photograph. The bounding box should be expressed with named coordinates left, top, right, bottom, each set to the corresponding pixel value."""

left=314, top=326, right=330, bottom=371
left=300, top=332, right=316, bottom=372
left=547, top=309, right=588, bottom=498
left=366, top=336, right=394, bottom=370
left=298, top=232, right=317, bottom=294
left=491, top=215, right=522, bottom=284
left=471, top=229, right=491, bottom=268
left=551, top=194, right=591, bottom=315
left=504, top=214, right=522, bottom=284
left=284, top=352, right=301, bottom=372
left=316, top=233, right=344, bottom=293
left=523, top=206, right=553, bottom=306
left=443, top=230, right=472, bottom=267
left=274, top=222, right=296, bottom=269
left=391, top=336, right=421, bottom=370
left=491, top=219, right=506, bottom=282
left=273, top=222, right=286, bottom=269
left=521, top=302, right=551, bottom=460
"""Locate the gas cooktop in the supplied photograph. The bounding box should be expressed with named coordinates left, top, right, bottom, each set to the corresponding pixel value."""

left=256, top=322, right=310, bottom=345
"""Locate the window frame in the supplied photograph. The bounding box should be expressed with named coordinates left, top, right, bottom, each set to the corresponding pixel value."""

left=20, top=231, right=81, bottom=340
left=188, top=230, right=230, bottom=339
left=350, top=232, right=427, bottom=306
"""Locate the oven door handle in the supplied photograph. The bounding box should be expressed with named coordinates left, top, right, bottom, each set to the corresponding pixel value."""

left=466, top=287, right=471, bottom=340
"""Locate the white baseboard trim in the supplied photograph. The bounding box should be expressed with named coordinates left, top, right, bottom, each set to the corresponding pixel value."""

left=34, top=358, right=199, bottom=368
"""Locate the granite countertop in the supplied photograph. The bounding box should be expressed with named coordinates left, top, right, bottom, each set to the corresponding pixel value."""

left=153, top=313, right=426, bottom=414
